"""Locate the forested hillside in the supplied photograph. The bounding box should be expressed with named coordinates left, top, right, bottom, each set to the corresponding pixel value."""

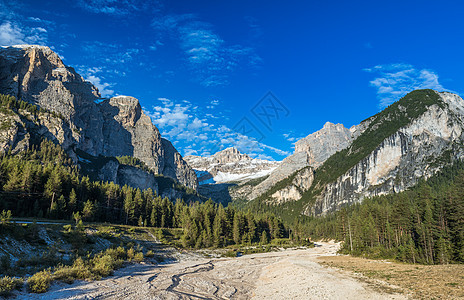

left=0, top=138, right=289, bottom=249
left=304, top=162, right=464, bottom=264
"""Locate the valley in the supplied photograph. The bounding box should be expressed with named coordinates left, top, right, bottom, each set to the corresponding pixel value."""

left=0, top=31, right=464, bottom=299
left=13, top=242, right=408, bottom=300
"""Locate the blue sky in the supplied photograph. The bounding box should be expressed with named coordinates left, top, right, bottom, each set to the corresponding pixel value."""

left=0, top=0, right=462, bottom=160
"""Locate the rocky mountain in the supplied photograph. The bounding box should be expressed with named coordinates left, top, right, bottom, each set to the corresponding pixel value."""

left=0, top=45, right=198, bottom=191
left=188, top=122, right=369, bottom=204
left=247, top=121, right=366, bottom=201
left=185, top=147, right=279, bottom=184
left=252, top=89, right=464, bottom=217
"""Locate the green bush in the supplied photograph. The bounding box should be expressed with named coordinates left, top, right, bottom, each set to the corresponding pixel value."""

left=127, top=248, right=135, bottom=261
left=91, top=255, right=120, bottom=278
left=62, top=224, right=72, bottom=233
left=104, top=246, right=127, bottom=261
left=0, top=276, right=23, bottom=296
left=133, top=252, right=144, bottom=262
left=53, top=258, right=93, bottom=283
left=27, top=270, right=52, bottom=293
left=224, top=250, right=237, bottom=257
left=145, top=250, right=155, bottom=258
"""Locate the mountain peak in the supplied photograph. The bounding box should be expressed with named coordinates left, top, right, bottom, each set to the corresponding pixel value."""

left=211, top=147, right=251, bottom=163
left=294, top=121, right=352, bottom=167
left=0, top=44, right=198, bottom=191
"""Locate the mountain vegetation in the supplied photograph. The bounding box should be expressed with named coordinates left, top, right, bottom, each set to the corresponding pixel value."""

left=303, top=161, right=464, bottom=264
left=0, top=134, right=290, bottom=249
left=250, top=89, right=449, bottom=220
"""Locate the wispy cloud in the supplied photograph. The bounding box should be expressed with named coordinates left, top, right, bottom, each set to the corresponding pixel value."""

left=0, top=22, right=25, bottom=45
left=0, top=21, right=48, bottom=46
left=146, top=98, right=288, bottom=159
left=77, top=66, right=115, bottom=97
left=0, top=0, right=52, bottom=47
left=152, top=14, right=261, bottom=87
left=76, top=0, right=151, bottom=16
left=81, top=41, right=143, bottom=66
left=282, top=132, right=304, bottom=143
left=365, top=63, right=445, bottom=108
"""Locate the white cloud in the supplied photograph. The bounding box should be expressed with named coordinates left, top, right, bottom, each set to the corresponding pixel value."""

left=365, top=63, right=445, bottom=108
left=261, top=143, right=291, bottom=156
left=77, top=0, right=149, bottom=15
left=146, top=97, right=288, bottom=160
left=77, top=66, right=115, bottom=97
left=86, top=75, right=114, bottom=97
left=152, top=14, right=261, bottom=87
left=0, top=21, right=49, bottom=46
left=0, top=21, right=25, bottom=45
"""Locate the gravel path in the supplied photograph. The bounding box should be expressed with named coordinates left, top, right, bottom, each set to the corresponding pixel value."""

left=16, top=242, right=407, bottom=299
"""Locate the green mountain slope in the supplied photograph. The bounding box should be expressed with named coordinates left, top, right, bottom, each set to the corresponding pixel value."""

left=247, top=89, right=450, bottom=222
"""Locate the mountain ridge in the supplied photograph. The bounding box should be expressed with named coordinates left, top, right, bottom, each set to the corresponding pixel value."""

left=185, top=147, right=279, bottom=185
left=0, top=44, right=198, bottom=191
left=248, top=89, right=464, bottom=219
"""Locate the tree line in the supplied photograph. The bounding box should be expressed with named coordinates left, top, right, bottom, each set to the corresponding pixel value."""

left=0, top=139, right=288, bottom=248
left=304, top=162, right=464, bottom=264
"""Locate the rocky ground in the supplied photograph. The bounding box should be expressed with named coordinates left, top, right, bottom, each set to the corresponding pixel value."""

left=14, top=242, right=408, bottom=299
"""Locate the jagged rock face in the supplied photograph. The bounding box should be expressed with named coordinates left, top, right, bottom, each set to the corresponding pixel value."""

left=160, top=138, right=198, bottom=190
left=0, top=108, right=79, bottom=162
left=249, top=151, right=311, bottom=199
left=248, top=122, right=366, bottom=202
left=0, top=45, right=103, bottom=155
left=305, top=91, right=464, bottom=216
left=0, top=45, right=99, bottom=117
left=185, top=147, right=279, bottom=184
left=100, top=96, right=163, bottom=172
left=295, top=122, right=353, bottom=167
left=269, top=167, right=314, bottom=203
left=0, top=45, right=197, bottom=191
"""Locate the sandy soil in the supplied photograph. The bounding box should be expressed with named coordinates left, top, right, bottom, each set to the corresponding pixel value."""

left=15, top=242, right=407, bottom=299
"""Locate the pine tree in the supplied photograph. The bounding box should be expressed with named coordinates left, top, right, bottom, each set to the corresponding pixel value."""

left=82, top=200, right=96, bottom=221
left=233, top=212, right=242, bottom=245
left=260, top=230, right=269, bottom=245
left=213, top=214, right=223, bottom=248
left=68, top=188, right=77, bottom=215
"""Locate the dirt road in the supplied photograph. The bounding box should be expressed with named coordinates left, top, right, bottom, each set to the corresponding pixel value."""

left=17, top=242, right=407, bottom=299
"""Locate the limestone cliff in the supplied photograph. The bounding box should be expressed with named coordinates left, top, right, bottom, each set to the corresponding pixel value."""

left=306, top=91, right=464, bottom=215
left=0, top=45, right=197, bottom=191
left=249, top=121, right=362, bottom=201
left=294, top=122, right=354, bottom=167
left=254, top=89, right=464, bottom=218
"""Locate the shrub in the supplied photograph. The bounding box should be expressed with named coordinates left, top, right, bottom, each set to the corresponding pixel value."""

left=53, top=258, right=93, bottom=283
left=92, top=255, right=117, bottom=278
left=224, top=250, right=237, bottom=257
left=63, top=224, right=72, bottom=233
left=145, top=250, right=155, bottom=258
left=27, top=270, right=52, bottom=293
left=0, top=210, right=12, bottom=226
left=53, top=266, right=77, bottom=284
left=0, top=276, right=23, bottom=296
left=127, top=248, right=135, bottom=261
left=133, top=252, right=144, bottom=263
left=104, top=246, right=126, bottom=261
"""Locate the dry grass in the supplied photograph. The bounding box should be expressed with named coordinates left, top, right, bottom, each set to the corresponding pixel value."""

left=318, top=255, right=464, bottom=299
